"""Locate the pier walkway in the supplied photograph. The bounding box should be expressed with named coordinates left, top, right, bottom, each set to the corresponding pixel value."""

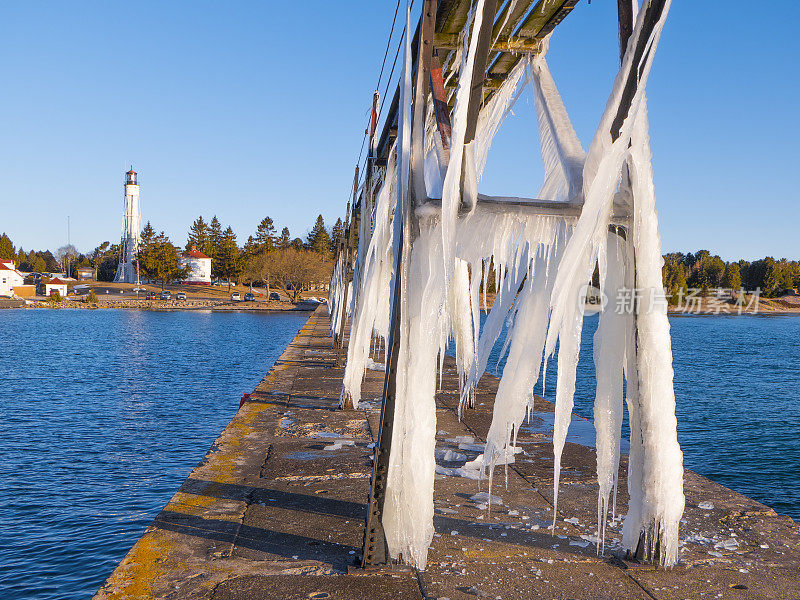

left=95, top=307, right=800, bottom=600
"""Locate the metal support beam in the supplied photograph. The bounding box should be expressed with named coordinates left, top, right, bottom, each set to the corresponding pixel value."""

left=460, top=0, right=499, bottom=210
left=411, top=0, right=437, bottom=206
left=462, top=0, right=499, bottom=147
left=362, top=0, right=437, bottom=568
left=430, top=55, right=452, bottom=166
left=333, top=200, right=350, bottom=349
left=610, top=0, right=668, bottom=141
left=337, top=166, right=359, bottom=351
left=433, top=32, right=544, bottom=53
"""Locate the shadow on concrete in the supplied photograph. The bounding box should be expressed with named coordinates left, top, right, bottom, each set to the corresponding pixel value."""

left=152, top=510, right=358, bottom=566
left=172, top=478, right=602, bottom=561
left=179, top=478, right=366, bottom=519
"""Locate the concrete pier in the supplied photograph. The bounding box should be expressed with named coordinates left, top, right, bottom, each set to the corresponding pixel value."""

left=95, top=307, right=800, bottom=600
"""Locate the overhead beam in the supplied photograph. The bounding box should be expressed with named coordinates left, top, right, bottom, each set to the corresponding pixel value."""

left=610, top=0, right=669, bottom=141
left=433, top=32, right=544, bottom=52
left=422, top=194, right=632, bottom=223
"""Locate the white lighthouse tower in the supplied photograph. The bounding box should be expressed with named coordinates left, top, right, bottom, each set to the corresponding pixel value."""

left=114, top=166, right=141, bottom=284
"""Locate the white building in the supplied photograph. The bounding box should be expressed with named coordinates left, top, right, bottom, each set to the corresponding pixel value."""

left=43, top=277, right=68, bottom=297
left=180, top=246, right=212, bottom=284
left=0, top=260, right=25, bottom=297
left=114, top=167, right=141, bottom=283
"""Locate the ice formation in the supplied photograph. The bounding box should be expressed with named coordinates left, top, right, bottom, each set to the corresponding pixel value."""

left=338, top=0, right=682, bottom=570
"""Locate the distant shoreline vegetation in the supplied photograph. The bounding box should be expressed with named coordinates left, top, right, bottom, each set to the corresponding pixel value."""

left=1, top=232, right=797, bottom=301
left=0, top=213, right=344, bottom=301
left=662, top=250, right=799, bottom=303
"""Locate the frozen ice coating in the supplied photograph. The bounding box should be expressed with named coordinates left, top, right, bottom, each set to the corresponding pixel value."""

left=439, top=0, right=485, bottom=294
left=383, top=219, right=447, bottom=569
left=621, top=101, right=684, bottom=566
left=593, top=232, right=628, bottom=551
left=340, top=146, right=397, bottom=408
left=473, top=57, right=529, bottom=180
left=340, top=0, right=682, bottom=571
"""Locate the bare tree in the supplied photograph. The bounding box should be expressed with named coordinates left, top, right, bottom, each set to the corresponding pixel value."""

left=258, top=248, right=333, bottom=303
left=56, top=244, right=79, bottom=277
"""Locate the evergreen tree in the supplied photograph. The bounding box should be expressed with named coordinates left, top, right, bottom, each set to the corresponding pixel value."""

left=209, top=216, right=223, bottom=278
left=186, top=216, right=212, bottom=254
left=216, top=226, right=242, bottom=291
left=306, top=215, right=332, bottom=256
left=31, top=255, right=47, bottom=273
left=722, top=262, right=742, bottom=291
left=762, top=258, right=783, bottom=297
left=23, top=250, right=37, bottom=271
left=139, top=226, right=187, bottom=289
left=330, top=218, right=344, bottom=253
left=41, top=251, right=58, bottom=272
left=242, top=235, right=257, bottom=262
left=0, top=233, right=14, bottom=259
left=279, top=227, right=291, bottom=249
left=137, top=222, right=158, bottom=280
left=96, top=245, right=120, bottom=281
left=254, top=217, right=277, bottom=252
left=291, top=237, right=305, bottom=251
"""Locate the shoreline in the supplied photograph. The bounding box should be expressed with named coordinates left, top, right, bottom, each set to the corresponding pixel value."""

left=4, top=299, right=320, bottom=312
left=4, top=301, right=798, bottom=316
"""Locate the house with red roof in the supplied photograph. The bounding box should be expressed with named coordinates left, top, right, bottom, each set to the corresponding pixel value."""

left=41, top=277, right=68, bottom=297
left=0, top=261, right=25, bottom=297
left=179, top=246, right=212, bottom=284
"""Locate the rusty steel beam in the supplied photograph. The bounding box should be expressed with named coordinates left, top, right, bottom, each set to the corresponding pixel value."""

left=362, top=1, right=438, bottom=569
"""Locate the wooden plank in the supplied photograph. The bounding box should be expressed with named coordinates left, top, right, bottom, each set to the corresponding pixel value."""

left=434, top=32, right=544, bottom=52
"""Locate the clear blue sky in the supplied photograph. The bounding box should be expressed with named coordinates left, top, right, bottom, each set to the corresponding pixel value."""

left=0, top=2, right=796, bottom=261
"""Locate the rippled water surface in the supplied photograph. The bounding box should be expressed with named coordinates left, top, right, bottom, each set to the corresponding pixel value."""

left=482, top=314, right=800, bottom=520
left=0, top=309, right=308, bottom=600
left=2, top=309, right=799, bottom=599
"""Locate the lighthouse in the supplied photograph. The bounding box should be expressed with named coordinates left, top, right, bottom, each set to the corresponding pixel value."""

left=114, top=166, right=141, bottom=284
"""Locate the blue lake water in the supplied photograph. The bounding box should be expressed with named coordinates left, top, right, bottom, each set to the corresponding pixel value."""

left=480, top=313, right=800, bottom=521
left=1, top=309, right=798, bottom=599
left=0, top=309, right=308, bottom=600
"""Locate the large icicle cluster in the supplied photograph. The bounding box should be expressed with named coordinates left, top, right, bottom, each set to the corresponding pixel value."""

left=341, top=0, right=683, bottom=571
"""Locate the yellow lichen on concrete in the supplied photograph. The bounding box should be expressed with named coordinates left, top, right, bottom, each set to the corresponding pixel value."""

left=95, top=535, right=165, bottom=599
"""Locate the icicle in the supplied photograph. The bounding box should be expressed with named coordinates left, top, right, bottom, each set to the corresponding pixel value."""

left=484, top=234, right=562, bottom=491
left=542, top=0, right=674, bottom=539
left=341, top=143, right=398, bottom=407
left=593, top=231, right=627, bottom=553
left=620, top=100, right=684, bottom=567
left=382, top=8, right=443, bottom=570
left=440, top=0, right=486, bottom=298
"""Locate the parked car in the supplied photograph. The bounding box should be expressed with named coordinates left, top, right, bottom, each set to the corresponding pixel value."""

left=175, top=292, right=187, bottom=300
left=268, top=292, right=281, bottom=301
left=230, top=292, right=241, bottom=301
left=244, top=292, right=255, bottom=302
left=160, top=290, right=172, bottom=300
left=146, top=291, right=157, bottom=300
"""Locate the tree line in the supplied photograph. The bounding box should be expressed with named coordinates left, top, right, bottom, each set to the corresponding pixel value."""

left=1, top=213, right=343, bottom=299
left=663, top=250, right=800, bottom=301
left=3, top=230, right=796, bottom=300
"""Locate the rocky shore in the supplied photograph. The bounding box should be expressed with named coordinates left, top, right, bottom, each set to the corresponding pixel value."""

left=19, top=298, right=319, bottom=311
